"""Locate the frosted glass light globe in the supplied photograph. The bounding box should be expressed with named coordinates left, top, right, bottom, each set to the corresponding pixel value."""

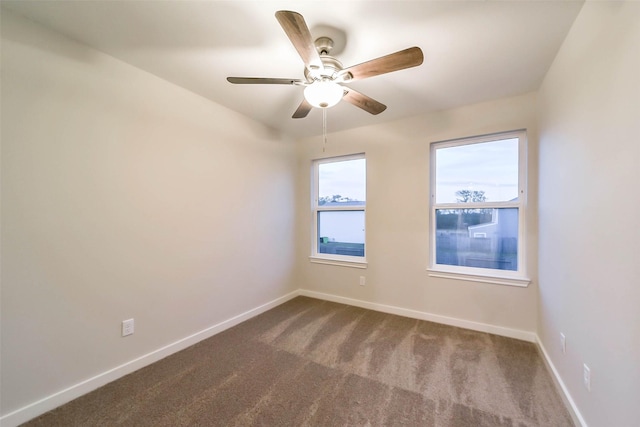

left=304, top=81, right=344, bottom=108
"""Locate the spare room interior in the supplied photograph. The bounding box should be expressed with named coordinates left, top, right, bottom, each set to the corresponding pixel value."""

left=1, top=1, right=638, bottom=426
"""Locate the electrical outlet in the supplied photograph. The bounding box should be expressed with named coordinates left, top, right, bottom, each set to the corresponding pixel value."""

left=122, top=319, right=134, bottom=337
left=359, top=276, right=365, bottom=286
left=583, top=364, right=591, bottom=391
left=560, top=333, right=566, bottom=354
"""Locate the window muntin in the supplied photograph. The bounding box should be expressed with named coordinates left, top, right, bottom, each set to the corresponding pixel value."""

left=312, top=155, right=366, bottom=263
left=430, top=131, right=526, bottom=280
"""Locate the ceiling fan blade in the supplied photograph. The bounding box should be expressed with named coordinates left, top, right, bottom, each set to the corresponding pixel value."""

left=275, top=10, right=324, bottom=72
left=227, top=77, right=304, bottom=85
left=342, top=47, right=424, bottom=81
left=292, top=99, right=313, bottom=119
left=343, top=88, right=387, bottom=115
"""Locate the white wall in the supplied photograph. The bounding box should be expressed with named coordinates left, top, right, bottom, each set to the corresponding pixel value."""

left=1, top=10, right=296, bottom=419
left=295, top=92, right=539, bottom=336
left=537, top=2, right=640, bottom=426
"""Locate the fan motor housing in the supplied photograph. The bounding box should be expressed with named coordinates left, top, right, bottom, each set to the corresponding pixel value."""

left=303, top=37, right=345, bottom=82
left=304, top=56, right=344, bottom=82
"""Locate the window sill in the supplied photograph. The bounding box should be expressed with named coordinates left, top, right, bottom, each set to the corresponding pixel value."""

left=309, top=256, right=368, bottom=269
left=427, top=268, right=530, bottom=287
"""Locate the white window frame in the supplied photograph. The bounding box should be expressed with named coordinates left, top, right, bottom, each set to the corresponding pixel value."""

left=428, top=130, right=530, bottom=287
left=310, top=153, right=367, bottom=269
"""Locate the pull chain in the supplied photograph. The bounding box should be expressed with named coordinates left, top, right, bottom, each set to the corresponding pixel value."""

left=322, top=107, right=327, bottom=153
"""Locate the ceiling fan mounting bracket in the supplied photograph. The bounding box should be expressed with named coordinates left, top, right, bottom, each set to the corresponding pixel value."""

left=314, top=36, right=334, bottom=56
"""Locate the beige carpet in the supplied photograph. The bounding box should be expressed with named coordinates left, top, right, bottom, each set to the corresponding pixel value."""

left=23, top=297, right=574, bottom=426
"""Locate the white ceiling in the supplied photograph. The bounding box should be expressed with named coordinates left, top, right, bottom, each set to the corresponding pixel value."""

left=2, top=1, right=583, bottom=138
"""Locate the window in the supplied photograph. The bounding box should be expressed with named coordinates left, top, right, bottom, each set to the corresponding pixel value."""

left=311, top=154, right=366, bottom=267
left=429, top=131, right=528, bottom=286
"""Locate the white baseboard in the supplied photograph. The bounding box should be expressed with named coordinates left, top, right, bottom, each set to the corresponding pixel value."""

left=536, top=338, right=588, bottom=427
left=298, top=289, right=537, bottom=343
left=0, top=290, right=300, bottom=427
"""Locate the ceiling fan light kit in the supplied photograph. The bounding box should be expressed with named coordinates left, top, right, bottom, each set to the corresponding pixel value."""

left=304, top=81, right=344, bottom=108
left=227, top=10, right=424, bottom=119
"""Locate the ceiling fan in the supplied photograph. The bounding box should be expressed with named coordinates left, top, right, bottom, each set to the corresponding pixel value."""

left=227, top=10, right=424, bottom=119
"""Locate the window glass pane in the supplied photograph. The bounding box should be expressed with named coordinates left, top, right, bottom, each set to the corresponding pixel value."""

left=318, top=211, right=365, bottom=257
left=318, top=158, right=366, bottom=206
left=435, top=138, right=518, bottom=203
left=435, top=208, right=518, bottom=271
